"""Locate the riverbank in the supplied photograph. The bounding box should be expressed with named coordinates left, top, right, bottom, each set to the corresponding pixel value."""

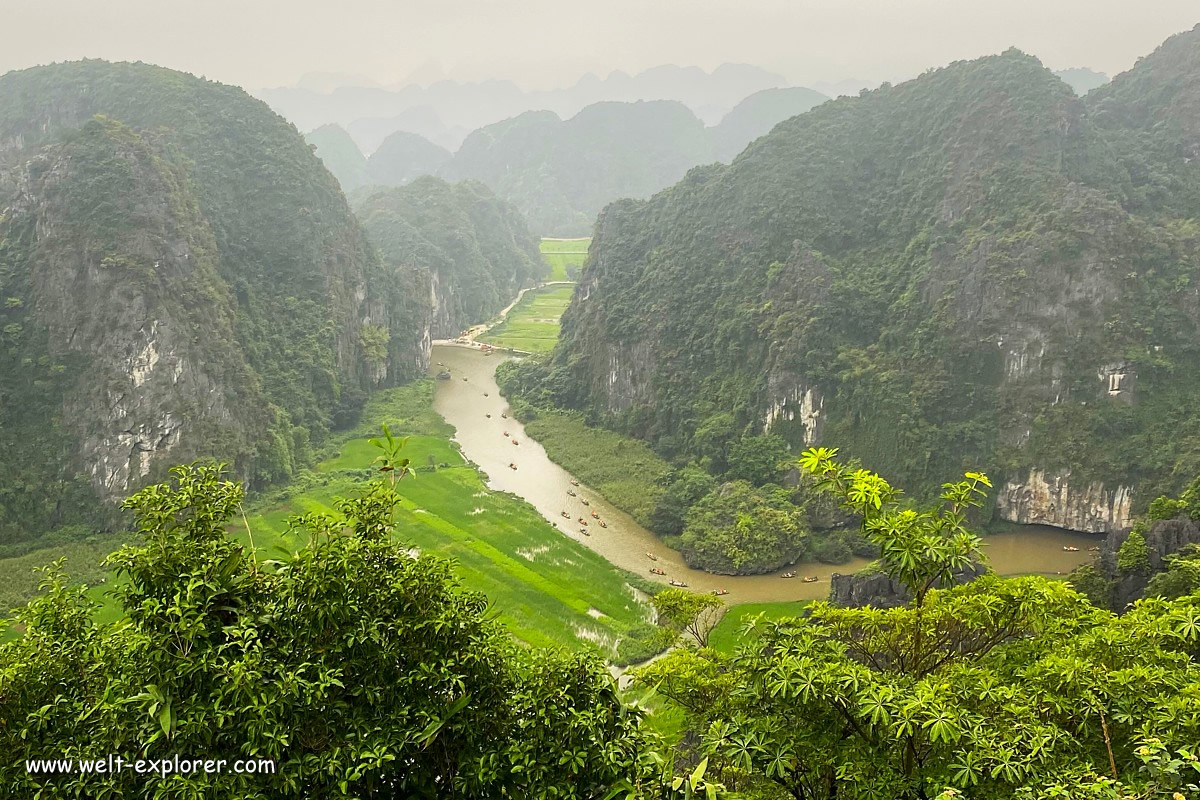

left=433, top=347, right=1100, bottom=605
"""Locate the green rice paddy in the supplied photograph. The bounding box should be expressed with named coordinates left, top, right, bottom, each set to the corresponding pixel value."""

left=10, top=382, right=662, bottom=663
left=479, top=285, right=574, bottom=353
left=540, top=237, right=590, bottom=281
left=707, top=601, right=811, bottom=654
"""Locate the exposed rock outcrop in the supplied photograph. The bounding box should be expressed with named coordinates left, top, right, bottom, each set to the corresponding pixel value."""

left=1095, top=517, right=1200, bottom=608
left=996, top=469, right=1134, bottom=533
left=829, top=564, right=989, bottom=609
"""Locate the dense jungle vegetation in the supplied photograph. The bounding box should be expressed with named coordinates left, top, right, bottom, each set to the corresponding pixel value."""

left=354, top=176, right=545, bottom=337
left=3, top=447, right=1197, bottom=798
left=520, top=27, right=1200, bottom=544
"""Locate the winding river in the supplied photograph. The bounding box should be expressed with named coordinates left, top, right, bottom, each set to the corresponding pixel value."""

left=430, top=344, right=1099, bottom=604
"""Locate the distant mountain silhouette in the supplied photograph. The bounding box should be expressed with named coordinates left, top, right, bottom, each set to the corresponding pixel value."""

left=258, top=63, right=790, bottom=154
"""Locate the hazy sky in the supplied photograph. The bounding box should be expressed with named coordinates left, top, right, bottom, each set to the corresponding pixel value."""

left=3, top=0, right=1197, bottom=91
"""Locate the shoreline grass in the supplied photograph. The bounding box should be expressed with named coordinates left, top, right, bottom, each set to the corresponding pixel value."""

left=520, top=411, right=672, bottom=529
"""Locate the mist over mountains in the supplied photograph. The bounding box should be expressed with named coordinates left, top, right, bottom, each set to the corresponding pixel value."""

left=261, top=63, right=791, bottom=152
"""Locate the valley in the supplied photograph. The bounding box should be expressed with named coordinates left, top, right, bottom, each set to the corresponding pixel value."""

left=5, top=17, right=1200, bottom=797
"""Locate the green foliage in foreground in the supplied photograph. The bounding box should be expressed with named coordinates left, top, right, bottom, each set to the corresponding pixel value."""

left=478, top=285, right=574, bottom=353
left=246, top=383, right=660, bottom=663
left=540, top=237, right=591, bottom=281
left=651, top=588, right=723, bottom=649
left=0, top=464, right=686, bottom=799
left=638, top=449, right=1200, bottom=799
left=706, top=601, right=810, bottom=655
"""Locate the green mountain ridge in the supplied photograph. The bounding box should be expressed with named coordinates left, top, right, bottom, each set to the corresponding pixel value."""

left=305, top=123, right=367, bottom=191
left=535, top=37, right=1200, bottom=533
left=0, top=61, right=432, bottom=544
left=355, top=176, right=546, bottom=338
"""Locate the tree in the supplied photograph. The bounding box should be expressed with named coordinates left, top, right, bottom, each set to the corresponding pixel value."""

left=1145, top=544, right=1200, bottom=600
left=0, top=460, right=670, bottom=799
left=652, top=588, right=724, bottom=648
left=638, top=448, right=1200, bottom=799
left=651, top=466, right=718, bottom=537
left=725, top=435, right=790, bottom=486
left=1117, top=526, right=1152, bottom=574
left=679, top=481, right=807, bottom=574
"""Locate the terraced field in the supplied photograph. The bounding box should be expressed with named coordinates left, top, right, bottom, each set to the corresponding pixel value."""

left=478, top=285, right=574, bottom=353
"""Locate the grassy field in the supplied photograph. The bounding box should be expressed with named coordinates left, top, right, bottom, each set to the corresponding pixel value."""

left=521, top=411, right=671, bottom=529
left=479, top=285, right=574, bottom=353
left=10, top=382, right=663, bottom=663
left=707, top=601, right=811, bottom=654
left=540, top=237, right=590, bottom=281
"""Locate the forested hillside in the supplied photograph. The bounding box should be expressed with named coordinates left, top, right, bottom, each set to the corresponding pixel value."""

left=355, top=177, right=545, bottom=337
left=364, top=130, right=452, bottom=187
left=535, top=32, right=1200, bottom=534
left=709, top=86, right=828, bottom=162
left=0, top=61, right=431, bottom=544
left=304, top=123, right=367, bottom=190
left=440, top=101, right=714, bottom=235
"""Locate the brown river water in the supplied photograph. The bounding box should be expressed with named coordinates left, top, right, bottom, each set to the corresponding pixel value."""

left=431, top=344, right=1099, bottom=604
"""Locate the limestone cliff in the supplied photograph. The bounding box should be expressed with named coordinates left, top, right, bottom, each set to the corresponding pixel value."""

left=548, top=35, right=1200, bottom=533
left=355, top=177, right=545, bottom=339
left=996, top=470, right=1133, bottom=533
left=0, top=61, right=433, bottom=543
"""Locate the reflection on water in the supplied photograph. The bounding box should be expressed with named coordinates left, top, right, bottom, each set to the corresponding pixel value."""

left=431, top=345, right=1098, bottom=604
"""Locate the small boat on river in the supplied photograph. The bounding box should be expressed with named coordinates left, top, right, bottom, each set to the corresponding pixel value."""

left=713, top=589, right=729, bottom=596
left=781, top=572, right=796, bottom=579
left=580, top=528, right=590, bottom=536
left=598, top=521, right=607, bottom=528
left=483, top=392, right=489, bottom=397
left=436, top=371, right=451, bottom=380
left=509, top=463, right=517, bottom=471
left=646, top=552, right=658, bottom=561
left=485, top=413, right=491, bottom=418
left=511, top=439, right=519, bottom=445
left=578, top=518, right=588, bottom=526
left=803, top=576, right=819, bottom=583
left=668, top=580, right=689, bottom=588
left=581, top=499, right=590, bottom=506
left=503, top=431, right=510, bottom=437
left=561, top=511, right=571, bottom=519
left=590, top=511, right=599, bottom=519
left=649, top=568, right=666, bottom=576
left=567, top=490, right=577, bottom=497
left=1063, top=546, right=1080, bottom=552
left=501, top=413, right=507, bottom=419
left=570, top=479, right=580, bottom=487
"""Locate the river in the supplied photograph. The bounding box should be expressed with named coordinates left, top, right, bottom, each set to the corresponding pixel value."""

left=430, top=344, right=1100, bottom=604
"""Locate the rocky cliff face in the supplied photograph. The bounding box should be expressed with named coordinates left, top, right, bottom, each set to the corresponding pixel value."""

left=1102, top=517, right=1200, bottom=604
left=996, top=469, right=1134, bottom=533
left=355, top=177, right=545, bottom=339
left=548, top=35, right=1200, bottom=532
left=0, top=61, right=434, bottom=543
